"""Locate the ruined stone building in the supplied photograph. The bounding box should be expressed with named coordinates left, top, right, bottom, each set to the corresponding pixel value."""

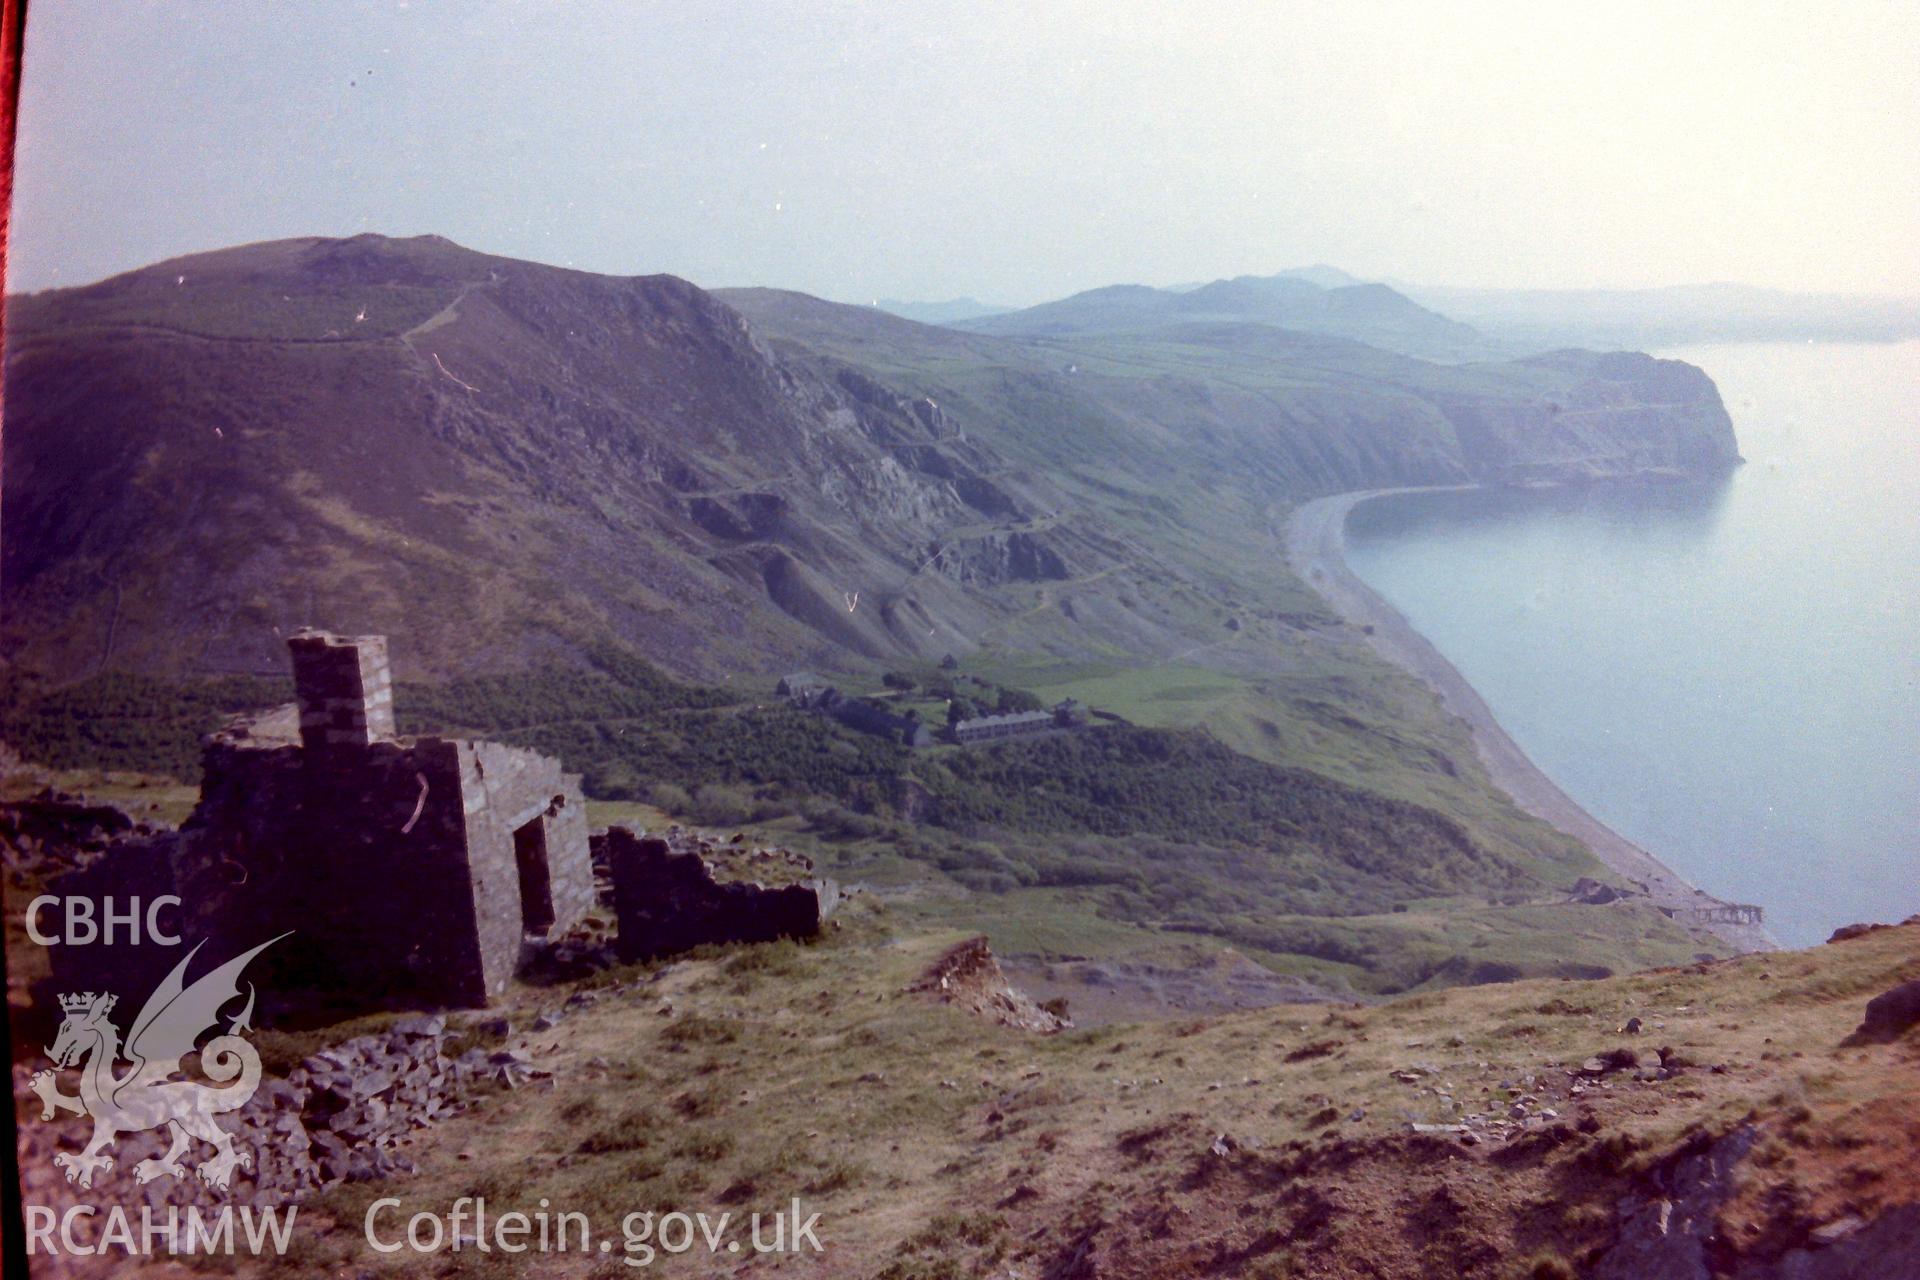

left=598, top=827, right=839, bottom=961
left=50, top=631, right=595, bottom=1013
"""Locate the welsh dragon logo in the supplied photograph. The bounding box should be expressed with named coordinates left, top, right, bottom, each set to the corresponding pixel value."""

left=28, top=935, right=285, bottom=1191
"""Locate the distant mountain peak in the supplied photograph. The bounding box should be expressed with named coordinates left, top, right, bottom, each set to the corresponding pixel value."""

left=872, top=296, right=1013, bottom=326
left=956, top=267, right=1496, bottom=360
left=1269, top=264, right=1367, bottom=289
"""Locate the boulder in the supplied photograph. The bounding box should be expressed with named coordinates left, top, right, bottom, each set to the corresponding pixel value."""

left=1845, top=979, right=1920, bottom=1045
left=1826, top=922, right=1887, bottom=943
left=392, top=1013, right=448, bottom=1038
left=1580, top=1047, right=1643, bottom=1076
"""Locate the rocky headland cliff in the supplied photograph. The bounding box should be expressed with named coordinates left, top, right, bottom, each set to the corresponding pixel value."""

left=4, top=234, right=1738, bottom=682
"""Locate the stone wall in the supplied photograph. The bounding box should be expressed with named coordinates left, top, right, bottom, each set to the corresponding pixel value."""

left=34, top=834, right=182, bottom=1013
left=600, top=826, right=836, bottom=961
left=456, top=739, right=596, bottom=1000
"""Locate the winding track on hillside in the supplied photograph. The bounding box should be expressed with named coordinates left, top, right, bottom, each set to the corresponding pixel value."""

left=1284, top=488, right=1778, bottom=955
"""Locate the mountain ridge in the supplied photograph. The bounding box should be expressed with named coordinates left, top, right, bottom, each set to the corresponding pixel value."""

left=5, top=233, right=1737, bottom=686
left=954, top=270, right=1498, bottom=361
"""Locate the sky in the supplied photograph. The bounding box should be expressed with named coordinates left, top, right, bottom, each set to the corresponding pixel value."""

left=12, top=1, right=1920, bottom=304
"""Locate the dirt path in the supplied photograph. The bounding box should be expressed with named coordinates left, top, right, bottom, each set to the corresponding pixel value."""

left=1284, top=487, right=1777, bottom=954
left=401, top=283, right=474, bottom=340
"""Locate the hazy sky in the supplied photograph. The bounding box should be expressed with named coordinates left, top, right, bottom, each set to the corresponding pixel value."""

left=13, top=1, right=1920, bottom=303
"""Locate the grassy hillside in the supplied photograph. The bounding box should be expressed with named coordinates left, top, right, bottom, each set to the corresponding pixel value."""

left=218, top=909, right=1920, bottom=1279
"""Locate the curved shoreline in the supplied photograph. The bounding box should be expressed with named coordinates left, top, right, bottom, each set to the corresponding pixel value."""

left=1285, top=487, right=1777, bottom=954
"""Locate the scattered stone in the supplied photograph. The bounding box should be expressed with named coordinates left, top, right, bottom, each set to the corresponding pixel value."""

left=482, top=1048, right=548, bottom=1088
left=16, top=1017, right=475, bottom=1211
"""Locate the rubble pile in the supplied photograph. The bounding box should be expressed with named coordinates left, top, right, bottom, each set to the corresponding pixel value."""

left=912, top=936, right=1071, bottom=1034
left=14, top=1014, right=513, bottom=1210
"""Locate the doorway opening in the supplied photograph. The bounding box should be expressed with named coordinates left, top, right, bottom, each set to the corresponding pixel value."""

left=512, top=816, right=556, bottom=937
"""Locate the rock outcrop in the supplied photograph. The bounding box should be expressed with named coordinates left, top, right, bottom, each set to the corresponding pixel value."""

left=911, top=936, right=1070, bottom=1034
left=1843, top=979, right=1920, bottom=1045
left=1595, top=1125, right=1920, bottom=1280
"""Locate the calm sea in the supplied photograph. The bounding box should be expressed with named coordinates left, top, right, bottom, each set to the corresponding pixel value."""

left=1345, top=340, right=1918, bottom=946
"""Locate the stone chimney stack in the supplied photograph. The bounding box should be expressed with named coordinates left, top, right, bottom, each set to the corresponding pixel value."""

left=288, top=631, right=396, bottom=757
